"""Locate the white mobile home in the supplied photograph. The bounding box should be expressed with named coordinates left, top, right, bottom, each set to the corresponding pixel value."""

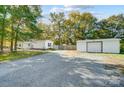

left=17, top=41, right=32, bottom=49
left=17, top=40, right=53, bottom=50
left=31, top=40, right=53, bottom=49
left=77, top=38, right=120, bottom=53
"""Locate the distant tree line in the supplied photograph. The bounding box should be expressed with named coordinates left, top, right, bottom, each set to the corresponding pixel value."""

left=45, top=12, right=124, bottom=45
left=38, top=11, right=124, bottom=52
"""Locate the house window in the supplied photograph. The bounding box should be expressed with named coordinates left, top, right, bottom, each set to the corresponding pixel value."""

left=19, top=44, right=21, bottom=47
left=48, top=43, right=51, bottom=47
left=28, top=43, right=30, bottom=46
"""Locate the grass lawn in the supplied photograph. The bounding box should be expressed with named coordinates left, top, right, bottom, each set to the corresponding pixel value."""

left=95, top=53, right=124, bottom=59
left=0, top=51, right=47, bottom=62
left=91, top=53, right=124, bottom=58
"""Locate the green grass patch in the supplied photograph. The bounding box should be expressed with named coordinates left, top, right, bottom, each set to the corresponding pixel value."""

left=88, top=52, right=124, bottom=59
left=0, top=51, right=48, bottom=62
left=98, top=53, right=124, bottom=58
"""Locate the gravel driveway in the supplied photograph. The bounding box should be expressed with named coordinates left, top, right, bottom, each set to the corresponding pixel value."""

left=0, top=50, right=124, bottom=87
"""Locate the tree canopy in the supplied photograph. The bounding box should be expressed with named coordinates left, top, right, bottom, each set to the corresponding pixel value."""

left=0, top=6, right=124, bottom=53
left=0, top=5, right=42, bottom=52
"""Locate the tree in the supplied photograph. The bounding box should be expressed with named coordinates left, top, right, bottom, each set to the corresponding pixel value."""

left=9, top=5, right=42, bottom=51
left=0, top=6, right=9, bottom=53
left=63, top=18, right=75, bottom=44
left=0, top=5, right=42, bottom=53
left=49, top=12, right=65, bottom=47
left=66, top=12, right=97, bottom=43
left=37, top=22, right=53, bottom=40
left=96, top=14, right=124, bottom=39
left=106, top=14, right=124, bottom=38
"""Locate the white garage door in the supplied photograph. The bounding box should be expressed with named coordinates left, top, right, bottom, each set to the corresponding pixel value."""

left=87, top=42, right=102, bottom=52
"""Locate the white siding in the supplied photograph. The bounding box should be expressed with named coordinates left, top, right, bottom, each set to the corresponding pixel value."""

left=17, top=40, right=53, bottom=50
left=17, top=42, right=31, bottom=49
left=77, top=39, right=120, bottom=53
left=32, top=41, right=45, bottom=49
left=17, top=42, right=23, bottom=48
left=87, top=42, right=102, bottom=52
left=23, top=43, right=31, bottom=49
left=45, top=40, right=53, bottom=49
left=103, top=40, right=120, bottom=53
left=77, top=41, right=86, bottom=52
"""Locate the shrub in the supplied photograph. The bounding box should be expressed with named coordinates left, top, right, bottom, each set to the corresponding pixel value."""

left=48, top=48, right=55, bottom=50
left=120, top=39, right=124, bottom=53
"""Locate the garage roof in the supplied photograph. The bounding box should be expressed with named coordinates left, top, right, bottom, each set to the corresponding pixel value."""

left=77, top=38, right=121, bottom=42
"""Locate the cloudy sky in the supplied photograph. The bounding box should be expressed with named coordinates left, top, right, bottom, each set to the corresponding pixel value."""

left=41, top=5, right=124, bottom=24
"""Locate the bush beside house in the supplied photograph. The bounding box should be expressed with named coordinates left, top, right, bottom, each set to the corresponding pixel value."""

left=120, top=39, right=124, bottom=53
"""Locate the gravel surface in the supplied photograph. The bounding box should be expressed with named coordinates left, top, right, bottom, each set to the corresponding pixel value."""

left=0, top=50, right=124, bottom=87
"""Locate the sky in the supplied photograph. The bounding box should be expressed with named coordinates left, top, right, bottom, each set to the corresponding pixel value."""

left=41, top=5, right=124, bottom=24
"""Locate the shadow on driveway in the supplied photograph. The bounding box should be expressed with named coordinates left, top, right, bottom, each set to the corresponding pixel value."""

left=0, top=52, right=124, bottom=87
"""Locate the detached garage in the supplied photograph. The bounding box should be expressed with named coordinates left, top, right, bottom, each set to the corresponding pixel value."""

left=77, top=38, right=120, bottom=53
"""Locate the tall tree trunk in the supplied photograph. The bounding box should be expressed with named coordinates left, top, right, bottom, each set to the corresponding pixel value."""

left=10, top=23, right=14, bottom=52
left=14, top=19, right=21, bottom=51
left=0, top=11, right=6, bottom=53
left=58, top=23, right=61, bottom=49
left=0, top=30, right=4, bottom=53
left=14, top=31, right=19, bottom=51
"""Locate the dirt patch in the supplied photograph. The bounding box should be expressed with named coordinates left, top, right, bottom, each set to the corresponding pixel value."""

left=104, top=56, right=124, bottom=66
left=63, top=50, right=124, bottom=66
left=64, top=50, right=79, bottom=57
